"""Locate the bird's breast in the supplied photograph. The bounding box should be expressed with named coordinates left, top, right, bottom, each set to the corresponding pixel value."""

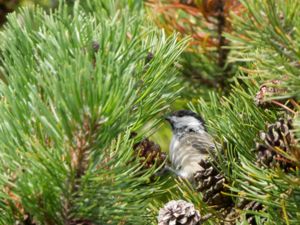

left=169, top=137, right=208, bottom=179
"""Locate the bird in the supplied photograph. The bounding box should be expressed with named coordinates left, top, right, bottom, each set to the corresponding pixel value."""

left=164, top=109, right=219, bottom=182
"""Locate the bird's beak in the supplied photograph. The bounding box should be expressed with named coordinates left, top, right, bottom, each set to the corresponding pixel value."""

left=165, top=115, right=175, bottom=129
left=165, top=115, right=172, bottom=123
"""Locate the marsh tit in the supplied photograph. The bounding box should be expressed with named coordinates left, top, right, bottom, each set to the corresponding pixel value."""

left=165, top=110, right=219, bottom=182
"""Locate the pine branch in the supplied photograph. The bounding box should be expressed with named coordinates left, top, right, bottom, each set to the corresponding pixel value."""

left=146, top=0, right=240, bottom=91
left=0, top=1, right=188, bottom=224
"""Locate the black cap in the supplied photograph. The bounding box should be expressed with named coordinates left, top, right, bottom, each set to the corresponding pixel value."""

left=172, top=110, right=204, bottom=122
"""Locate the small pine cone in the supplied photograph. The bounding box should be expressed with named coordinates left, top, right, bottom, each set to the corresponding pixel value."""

left=133, top=136, right=166, bottom=170
left=145, top=52, right=154, bottom=65
left=92, top=41, right=100, bottom=53
left=194, top=160, right=232, bottom=209
left=254, top=79, right=287, bottom=106
left=256, top=117, right=297, bottom=170
left=158, top=200, right=201, bottom=225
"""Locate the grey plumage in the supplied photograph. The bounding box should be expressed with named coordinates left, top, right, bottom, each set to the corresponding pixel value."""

left=166, top=110, right=218, bottom=182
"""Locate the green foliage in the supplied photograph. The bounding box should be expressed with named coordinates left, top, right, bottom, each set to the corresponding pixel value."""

left=187, top=0, right=300, bottom=224
left=0, top=1, right=187, bottom=224
left=1, top=0, right=300, bottom=224
left=228, top=0, right=300, bottom=99
left=146, top=0, right=243, bottom=98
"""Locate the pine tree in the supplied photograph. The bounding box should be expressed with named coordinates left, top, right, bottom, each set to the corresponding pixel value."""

left=0, top=1, right=187, bottom=224
left=146, top=0, right=243, bottom=94
left=1, top=0, right=300, bottom=224
left=147, top=0, right=300, bottom=225
left=190, top=0, right=300, bottom=224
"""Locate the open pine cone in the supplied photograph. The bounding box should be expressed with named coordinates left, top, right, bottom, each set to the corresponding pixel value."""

left=225, top=199, right=265, bottom=225
left=256, top=117, right=298, bottom=170
left=158, top=200, right=201, bottom=225
left=254, top=79, right=287, bottom=106
left=194, top=159, right=232, bottom=209
left=132, top=134, right=166, bottom=170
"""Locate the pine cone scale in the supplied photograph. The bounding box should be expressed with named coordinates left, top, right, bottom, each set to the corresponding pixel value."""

left=194, top=159, right=232, bottom=209
left=158, top=200, right=201, bottom=225
left=256, top=117, right=298, bottom=170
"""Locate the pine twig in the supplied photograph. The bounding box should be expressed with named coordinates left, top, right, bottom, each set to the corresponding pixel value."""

left=271, top=100, right=296, bottom=114
left=64, top=115, right=102, bottom=224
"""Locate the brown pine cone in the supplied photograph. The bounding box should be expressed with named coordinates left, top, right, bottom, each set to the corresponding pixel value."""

left=158, top=200, right=201, bottom=225
left=194, top=159, right=232, bottom=209
left=224, top=197, right=266, bottom=225
left=254, top=80, right=287, bottom=106
left=133, top=135, right=166, bottom=170
left=256, top=117, right=298, bottom=170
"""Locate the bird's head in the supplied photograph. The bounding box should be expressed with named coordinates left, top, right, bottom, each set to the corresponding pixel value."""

left=165, top=110, right=206, bottom=134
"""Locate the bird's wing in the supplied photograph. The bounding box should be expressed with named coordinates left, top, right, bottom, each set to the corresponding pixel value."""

left=181, top=132, right=218, bottom=154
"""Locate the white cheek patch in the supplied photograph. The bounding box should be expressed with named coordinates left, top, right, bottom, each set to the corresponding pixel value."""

left=174, top=116, right=204, bottom=131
